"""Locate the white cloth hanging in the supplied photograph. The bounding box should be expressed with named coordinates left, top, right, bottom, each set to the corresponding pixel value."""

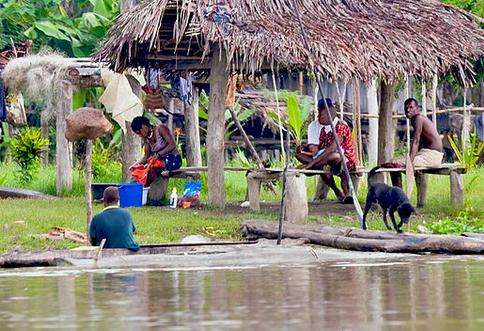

left=99, top=68, right=143, bottom=132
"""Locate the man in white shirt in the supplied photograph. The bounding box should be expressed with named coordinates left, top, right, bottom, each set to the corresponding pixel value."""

left=296, top=98, right=356, bottom=203
left=296, top=98, right=335, bottom=164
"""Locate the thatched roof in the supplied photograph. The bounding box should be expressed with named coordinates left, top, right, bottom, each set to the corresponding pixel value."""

left=94, top=0, right=484, bottom=82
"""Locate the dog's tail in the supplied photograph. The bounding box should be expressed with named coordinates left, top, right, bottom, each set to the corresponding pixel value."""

left=367, top=165, right=381, bottom=188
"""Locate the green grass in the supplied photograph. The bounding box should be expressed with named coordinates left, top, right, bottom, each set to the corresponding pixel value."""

left=0, top=164, right=482, bottom=253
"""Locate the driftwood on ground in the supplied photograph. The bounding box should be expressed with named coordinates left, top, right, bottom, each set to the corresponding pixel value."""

left=0, top=187, right=57, bottom=200
left=242, top=220, right=484, bottom=254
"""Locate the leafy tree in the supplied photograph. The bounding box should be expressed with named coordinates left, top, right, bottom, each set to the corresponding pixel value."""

left=0, top=0, right=120, bottom=57
left=441, top=0, right=484, bottom=17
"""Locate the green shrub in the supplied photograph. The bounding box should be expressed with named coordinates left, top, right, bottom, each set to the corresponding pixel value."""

left=448, top=133, right=484, bottom=171
left=10, top=127, right=49, bottom=183
left=91, top=138, right=121, bottom=181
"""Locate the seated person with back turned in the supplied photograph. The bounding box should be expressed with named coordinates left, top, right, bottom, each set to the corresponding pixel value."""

left=89, top=186, right=140, bottom=251
left=130, top=116, right=182, bottom=186
left=296, top=98, right=357, bottom=203
left=389, top=98, right=444, bottom=187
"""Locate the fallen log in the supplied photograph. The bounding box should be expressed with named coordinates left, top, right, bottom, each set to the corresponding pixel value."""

left=0, top=187, right=57, bottom=200
left=462, top=233, right=484, bottom=241
left=242, top=220, right=484, bottom=254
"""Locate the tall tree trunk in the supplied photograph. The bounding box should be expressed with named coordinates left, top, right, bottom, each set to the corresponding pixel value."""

left=120, top=0, right=142, bottom=181
left=184, top=87, right=202, bottom=166
left=367, top=79, right=379, bottom=165
left=40, top=110, right=50, bottom=166
left=207, top=47, right=228, bottom=208
left=56, top=80, right=73, bottom=195
left=378, top=81, right=396, bottom=165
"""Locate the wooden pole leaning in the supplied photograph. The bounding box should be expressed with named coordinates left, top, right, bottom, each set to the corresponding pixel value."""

left=85, top=139, right=93, bottom=237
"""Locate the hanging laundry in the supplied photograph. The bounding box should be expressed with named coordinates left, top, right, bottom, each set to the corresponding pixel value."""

left=170, top=72, right=193, bottom=105
left=99, top=68, right=143, bottom=132
left=204, top=4, right=234, bottom=35
left=143, top=68, right=160, bottom=93
left=475, top=112, right=484, bottom=141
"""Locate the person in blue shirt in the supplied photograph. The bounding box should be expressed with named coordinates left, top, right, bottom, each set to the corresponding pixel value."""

left=89, top=186, right=140, bottom=251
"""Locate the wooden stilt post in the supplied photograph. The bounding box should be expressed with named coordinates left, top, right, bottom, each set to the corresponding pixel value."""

left=462, top=86, right=470, bottom=150
left=56, top=80, right=73, bottom=195
left=353, top=78, right=363, bottom=166
left=207, top=46, right=229, bottom=208
left=377, top=81, right=396, bottom=183
left=167, top=98, right=174, bottom=132
left=313, top=76, right=318, bottom=121
left=405, top=76, right=411, bottom=153
left=184, top=86, right=202, bottom=167
left=40, top=110, right=50, bottom=166
left=336, top=80, right=347, bottom=120
left=421, top=81, right=427, bottom=116
left=367, top=79, right=379, bottom=165
left=85, top=139, right=93, bottom=237
left=431, top=74, right=438, bottom=127
left=298, top=71, right=304, bottom=94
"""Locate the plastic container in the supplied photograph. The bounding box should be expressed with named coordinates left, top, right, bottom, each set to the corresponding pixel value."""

left=169, top=187, right=178, bottom=209
left=118, top=182, right=143, bottom=208
left=142, top=187, right=150, bottom=206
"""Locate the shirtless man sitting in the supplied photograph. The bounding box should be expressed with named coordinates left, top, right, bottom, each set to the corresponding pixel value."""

left=390, top=98, right=444, bottom=187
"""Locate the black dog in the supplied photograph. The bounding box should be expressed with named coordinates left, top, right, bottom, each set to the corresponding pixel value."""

left=363, top=167, right=415, bottom=233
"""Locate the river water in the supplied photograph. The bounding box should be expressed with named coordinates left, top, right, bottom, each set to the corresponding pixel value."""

left=0, top=257, right=483, bottom=330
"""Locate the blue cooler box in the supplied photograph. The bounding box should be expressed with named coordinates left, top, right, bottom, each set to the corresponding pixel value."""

left=119, top=183, right=144, bottom=208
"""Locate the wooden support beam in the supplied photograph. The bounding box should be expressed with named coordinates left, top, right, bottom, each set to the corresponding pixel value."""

left=353, top=78, right=363, bottom=165
left=55, top=80, right=73, bottom=195
left=462, top=87, right=470, bottom=150
left=377, top=81, right=396, bottom=182
left=184, top=87, right=202, bottom=167
left=367, top=79, right=379, bottom=164
left=40, top=110, right=49, bottom=166
left=207, top=46, right=228, bottom=208
left=421, top=81, right=427, bottom=116
left=431, top=74, right=438, bottom=127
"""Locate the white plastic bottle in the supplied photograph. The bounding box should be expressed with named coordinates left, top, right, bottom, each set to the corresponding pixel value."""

left=169, top=187, right=178, bottom=209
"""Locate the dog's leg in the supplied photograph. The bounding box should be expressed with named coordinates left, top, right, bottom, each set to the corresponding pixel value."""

left=382, top=209, right=392, bottom=230
left=362, top=193, right=373, bottom=230
left=389, top=208, right=402, bottom=233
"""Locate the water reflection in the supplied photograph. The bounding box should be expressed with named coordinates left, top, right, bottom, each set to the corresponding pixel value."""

left=0, top=259, right=483, bottom=330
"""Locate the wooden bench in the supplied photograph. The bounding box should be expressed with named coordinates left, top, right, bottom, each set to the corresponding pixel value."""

left=246, top=167, right=364, bottom=212
left=371, top=163, right=466, bottom=207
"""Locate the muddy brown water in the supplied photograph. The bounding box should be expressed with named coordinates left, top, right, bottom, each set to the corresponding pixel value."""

left=0, top=258, right=482, bottom=330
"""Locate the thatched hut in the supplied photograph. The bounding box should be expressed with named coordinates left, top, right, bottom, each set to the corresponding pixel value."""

left=95, top=0, right=484, bottom=208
